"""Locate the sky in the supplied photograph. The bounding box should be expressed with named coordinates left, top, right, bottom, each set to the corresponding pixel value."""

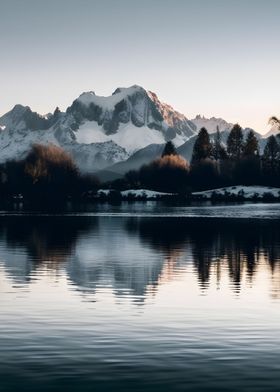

left=0, top=0, right=280, bottom=134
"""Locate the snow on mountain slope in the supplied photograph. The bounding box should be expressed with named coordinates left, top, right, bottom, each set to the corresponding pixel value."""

left=0, top=84, right=264, bottom=175
left=191, top=115, right=233, bottom=133
left=97, top=143, right=165, bottom=181
left=65, top=140, right=128, bottom=172
left=77, top=86, right=142, bottom=110
left=67, top=85, right=196, bottom=152
left=0, top=105, right=128, bottom=171
left=75, top=121, right=165, bottom=154
left=0, top=127, right=58, bottom=162
left=147, top=91, right=196, bottom=137
left=264, top=121, right=280, bottom=137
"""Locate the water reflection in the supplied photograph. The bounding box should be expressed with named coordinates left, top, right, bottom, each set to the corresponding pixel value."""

left=127, top=218, right=280, bottom=295
left=1, top=212, right=280, bottom=392
left=0, top=216, right=97, bottom=283
left=0, top=216, right=280, bottom=299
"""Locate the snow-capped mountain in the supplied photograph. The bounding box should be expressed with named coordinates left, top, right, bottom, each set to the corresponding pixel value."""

left=0, top=84, right=264, bottom=176
left=0, top=104, right=128, bottom=171
left=264, top=119, right=280, bottom=138
left=191, top=115, right=233, bottom=134
left=66, top=85, right=196, bottom=153
left=0, top=85, right=197, bottom=172
left=97, top=126, right=264, bottom=181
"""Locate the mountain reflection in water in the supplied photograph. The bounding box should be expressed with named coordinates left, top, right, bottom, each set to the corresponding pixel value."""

left=1, top=213, right=280, bottom=392
left=0, top=216, right=280, bottom=299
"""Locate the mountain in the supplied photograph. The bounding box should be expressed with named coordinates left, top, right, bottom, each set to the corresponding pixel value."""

left=191, top=115, right=233, bottom=134
left=0, top=104, right=128, bottom=172
left=97, top=144, right=165, bottom=181
left=178, top=127, right=264, bottom=163
left=0, top=84, right=264, bottom=177
left=96, top=127, right=264, bottom=181
left=66, top=85, right=196, bottom=153
left=264, top=120, right=280, bottom=138
left=0, top=85, right=197, bottom=172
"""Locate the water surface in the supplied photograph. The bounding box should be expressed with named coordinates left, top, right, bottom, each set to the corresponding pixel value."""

left=1, top=203, right=280, bottom=391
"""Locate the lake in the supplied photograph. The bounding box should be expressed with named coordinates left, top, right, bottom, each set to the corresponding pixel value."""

left=1, top=202, right=280, bottom=391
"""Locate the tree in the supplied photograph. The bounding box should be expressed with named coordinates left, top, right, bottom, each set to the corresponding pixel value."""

left=263, top=135, right=279, bottom=164
left=269, top=116, right=280, bottom=133
left=191, top=128, right=212, bottom=163
left=162, top=141, right=177, bottom=157
left=212, top=127, right=227, bottom=161
left=243, top=130, right=259, bottom=157
left=24, top=144, right=79, bottom=199
left=262, top=135, right=280, bottom=186
left=227, top=124, right=244, bottom=160
left=262, top=135, right=280, bottom=176
left=190, top=159, right=219, bottom=190
left=139, top=154, right=189, bottom=193
left=233, top=130, right=261, bottom=185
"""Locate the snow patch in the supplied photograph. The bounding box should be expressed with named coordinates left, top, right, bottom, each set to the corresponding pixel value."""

left=97, top=189, right=172, bottom=199
left=193, top=186, right=280, bottom=199
left=121, top=189, right=172, bottom=198
left=75, top=120, right=165, bottom=154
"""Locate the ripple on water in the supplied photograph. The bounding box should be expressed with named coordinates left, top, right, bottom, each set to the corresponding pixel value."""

left=0, top=210, right=280, bottom=391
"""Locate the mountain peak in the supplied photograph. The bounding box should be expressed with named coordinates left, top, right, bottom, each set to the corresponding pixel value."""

left=74, top=85, right=147, bottom=112
left=0, top=85, right=262, bottom=176
left=112, top=85, right=145, bottom=95
left=0, top=104, right=31, bottom=127
left=11, top=104, right=30, bottom=115
left=77, top=91, right=96, bottom=105
left=191, top=115, right=233, bottom=134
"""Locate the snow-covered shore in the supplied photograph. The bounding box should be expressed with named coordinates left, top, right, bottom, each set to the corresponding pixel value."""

left=95, top=186, right=280, bottom=201
left=97, top=189, right=173, bottom=200
left=192, top=186, right=280, bottom=200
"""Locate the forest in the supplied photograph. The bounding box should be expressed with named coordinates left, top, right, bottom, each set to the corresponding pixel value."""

left=117, top=125, right=280, bottom=193
left=0, top=124, right=280, bottom=201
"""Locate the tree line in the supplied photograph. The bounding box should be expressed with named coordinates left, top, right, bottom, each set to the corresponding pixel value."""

left=1, top=124, right=280, bottom=201
left=120, top=125, right=280, bottom=192
left=0, top=144, right=99, bottom=202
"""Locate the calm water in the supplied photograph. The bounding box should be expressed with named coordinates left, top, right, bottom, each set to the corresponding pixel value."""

left=1, top=203, right=280, bottom=391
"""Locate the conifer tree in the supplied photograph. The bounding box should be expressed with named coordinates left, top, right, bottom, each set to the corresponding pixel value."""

left=213, top=127, right=227, bottom=160
left=191, top=127, right=212, bottom=163
left=226, top=124, right=244, bottom=160
left=263, top=135, right=280, bottom=170
left=262, top=135, right=280, bottom=185
left=162, top=141, right=177, bottom=157
left=243, top=130, right=259, bottom=157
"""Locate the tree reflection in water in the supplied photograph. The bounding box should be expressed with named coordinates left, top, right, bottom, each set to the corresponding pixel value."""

left=0, top=216, right=280, bottom=299
left=126, top=218, right=280, bottom=296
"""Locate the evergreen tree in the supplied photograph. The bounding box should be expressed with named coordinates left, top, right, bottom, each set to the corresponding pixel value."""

left=213, top=127, right=227, bottom=160
left=262, top=135, right=280, bottom=186
left=191, top=127, right=212, bottom=163
left=243, top=130, right=259, bottom=157
left=226, top=124, right=244, bottom=160
left=162, top=141, right=177, bottom=157
left=263, top=135, right=280, bottom=170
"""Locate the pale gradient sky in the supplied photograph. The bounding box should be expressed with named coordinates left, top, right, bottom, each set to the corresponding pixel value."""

left=0, top=0, right=280, bottom=134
